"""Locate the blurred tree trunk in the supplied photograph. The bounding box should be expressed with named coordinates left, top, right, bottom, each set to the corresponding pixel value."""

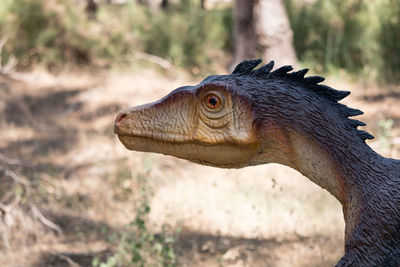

left=232, top=0, right=257, bottom=68
left=232, top=0, right=297, bottom=69
left=161, top=0, right=168, bottom=9
left=85, top=0, right=98, bottom=20
left=200, top=0, right=205, bottom=9
left=137, top=0, right=160, bottom=10
left=254, top=0, right=297, bottom=66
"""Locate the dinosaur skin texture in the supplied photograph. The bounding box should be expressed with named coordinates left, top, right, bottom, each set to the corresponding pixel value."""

left=114, top=59, right=400, bottom=266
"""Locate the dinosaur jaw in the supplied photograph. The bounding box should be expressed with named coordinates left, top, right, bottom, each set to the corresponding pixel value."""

left=117, top=135, right=259, bottom=168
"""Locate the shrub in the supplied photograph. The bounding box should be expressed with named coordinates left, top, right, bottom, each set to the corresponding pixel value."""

left=0, top=0, right=232, bottom=73
left=119, top=2, right=232, bottom=73
left=94, top=173, right=179, bottom=267
left=378, top=0, right=400, bottom=82
left=285, top=0, right=400, bottom=82
left=0, top=0, right=92, bottom=69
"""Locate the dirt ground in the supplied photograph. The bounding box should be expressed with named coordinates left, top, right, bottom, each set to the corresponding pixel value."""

left=0, top=67, right=399, bottom=267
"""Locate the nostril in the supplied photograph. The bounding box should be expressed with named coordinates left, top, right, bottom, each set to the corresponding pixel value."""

left=116, top=113, right=127, bottom=124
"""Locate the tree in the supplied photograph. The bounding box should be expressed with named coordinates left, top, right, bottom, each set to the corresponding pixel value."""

left=232, top=0, right=297, bottom=68
left=136, top=0, right=160, bottom=10
left=85, top=0, right=98, bottom=20
left=254, top=0, right=297, bottom=66
left=200, top=0, right=205, bottom=9
left=161, top=0, right=168, bottom=9
left=232, top=0, right=258, bottom=68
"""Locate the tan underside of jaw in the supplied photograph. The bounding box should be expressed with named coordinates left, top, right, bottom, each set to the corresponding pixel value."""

left=118, top=135, right=260, bottom=168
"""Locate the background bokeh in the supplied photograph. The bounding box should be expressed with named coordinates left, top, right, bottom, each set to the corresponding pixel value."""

left=0, top=0, right=399, bottom=266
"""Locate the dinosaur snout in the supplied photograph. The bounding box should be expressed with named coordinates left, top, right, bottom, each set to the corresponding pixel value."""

left=116, top=112, right=127, bottom=124
left=114, top=112, right=128, bottom=134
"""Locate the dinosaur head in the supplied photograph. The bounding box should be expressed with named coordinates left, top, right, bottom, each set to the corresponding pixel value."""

left=114, top=81, right=261, bottom=168
left=114, top=59, right=372, bottom=169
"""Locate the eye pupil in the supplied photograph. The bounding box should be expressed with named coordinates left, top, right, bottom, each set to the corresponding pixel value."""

left=204, top=93, right=222, bottom=110
left=208, top=97, right=218, bottom=107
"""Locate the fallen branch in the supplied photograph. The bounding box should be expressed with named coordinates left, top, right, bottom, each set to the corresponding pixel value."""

left=0, top=37, right=7, bottom=59
left=0, top=225, right=11, bottom=250
left=134, top=52, right=172, bottom=69
left=0, top=37, right=17, bottom=75
left=0, top=166, right=30, bottom=186
left=0, top=194, right=21, bottom=212
left=57, top=254, right=81, bottom=267
left=0, top=153, right=23, bottom=165
left=0, top=190, right=14, bottom=204
left=30, top=204, right=63, bottom=236
left=0, top=202, right=9, bottom=215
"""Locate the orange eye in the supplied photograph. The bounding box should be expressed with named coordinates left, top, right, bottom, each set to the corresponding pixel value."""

left=204, top=94, right=222, bottom=110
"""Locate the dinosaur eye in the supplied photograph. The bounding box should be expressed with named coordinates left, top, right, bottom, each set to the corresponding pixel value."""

left=204, top=94, right=222, bottom=110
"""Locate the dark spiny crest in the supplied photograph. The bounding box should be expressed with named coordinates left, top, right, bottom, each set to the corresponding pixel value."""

left=232, top=59, right=374, bottom=141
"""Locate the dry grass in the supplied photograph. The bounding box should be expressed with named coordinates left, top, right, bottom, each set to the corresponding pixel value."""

left=0, top=67, right=399, bottom=267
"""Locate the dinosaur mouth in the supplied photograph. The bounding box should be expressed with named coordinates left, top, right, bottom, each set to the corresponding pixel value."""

left=117, top=135, right=259, bottom=168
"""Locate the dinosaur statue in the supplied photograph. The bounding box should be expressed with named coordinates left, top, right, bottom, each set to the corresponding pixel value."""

left=114, top=59, right=400, bottom=266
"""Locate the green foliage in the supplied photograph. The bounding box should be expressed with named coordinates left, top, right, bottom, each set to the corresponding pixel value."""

left=0, top=0, right=232, bottom=73
left=113, top=2, right=232, bottom=73
left=3, top=0, right=399, bottom=82
left=378, top=0, right=400, bottom=82
left=94, top=173, right=179, bottom=267
left=286, top=0, right=367, bottom=72
left=0, top=0, right=91, bottom=69
left=285, top=0, right=400, bottom=82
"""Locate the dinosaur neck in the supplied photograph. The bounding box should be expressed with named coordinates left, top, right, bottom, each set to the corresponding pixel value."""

left=286, top=130, right=384, bottom=206
left=252, top=120, right=387, bottom=206
left=286, top=131, right=351, bottom=203
left=253, top=119, right=400, bottom=263
left=283, top=129, right=400, bottom=265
